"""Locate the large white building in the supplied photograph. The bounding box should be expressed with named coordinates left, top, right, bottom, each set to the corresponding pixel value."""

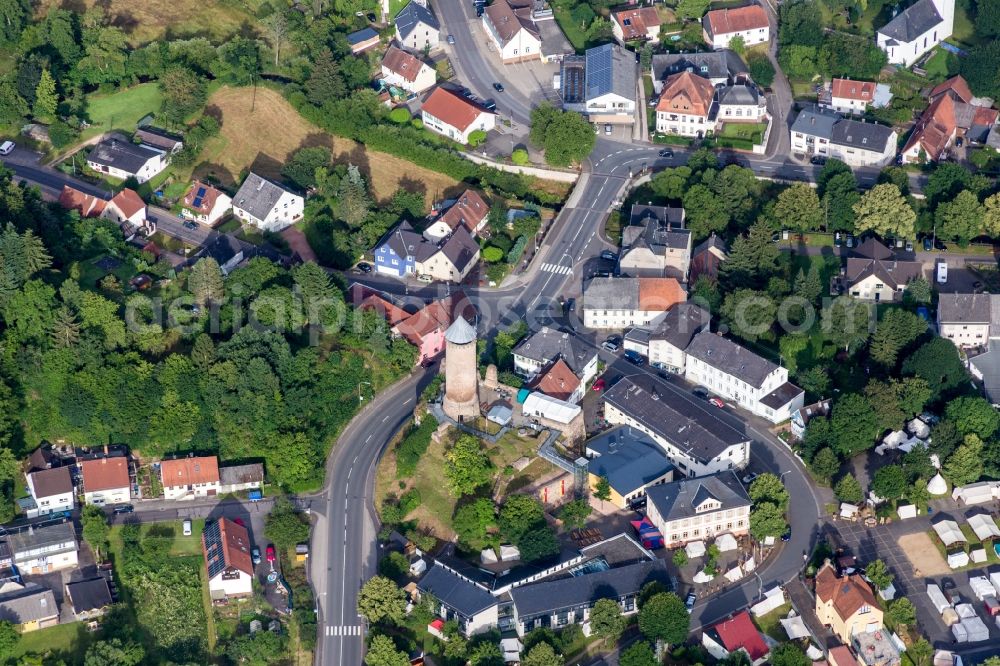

left=876, top=0, right=954, bottom=67
left=203, top=518, right=254, bottom=600
left=8, top=522, right=79, bottom=574
left=655, top=71, right=717, bottom=137
left=86, top=138, right=167, bottom=184
left=24, top=467, right=75, bottom=518
left=684, top=330, right=804, bottom=424
left=702, top=4, right=769, bottom=50
left=483, top=0, right=541, bottom=63
left=583, top=277, right=686, bottom=329
left=790, top=105, right=898, bottom=168
left=160, top=456, right=221, bottom=501
left=623, top=302, right=710, bottom=373
left=381, top=46, right=437, bottom=94
left=232, top=172, right=304, bottom=233
left=79, top=456, right=131, bottom=506
left=421, top=87, right=496, bottom=145
left=395, top=1, right=440, bottom=52
left=603, top=375, right=752, bottom=477
left=560, top=44, right=637, bottom=125
left=513, top=326, right=599, bottom=399
left=937, top=293, right=991, bottom=348
left=645, top=471, right=751, bottom=547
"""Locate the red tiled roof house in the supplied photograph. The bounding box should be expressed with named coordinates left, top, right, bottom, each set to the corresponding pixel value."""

left=181, top=181, right=232, bottom=226
left=160, top=456, right=220, bottom=500
left=203, top=518, right=254, bottom=600
left=421, top=87, right=496, bottom=145
left=702, top=4, right=769, bottom=49
left=702, top=610, right=770, bottom=666
left=612, top=7, right=662, bottom=43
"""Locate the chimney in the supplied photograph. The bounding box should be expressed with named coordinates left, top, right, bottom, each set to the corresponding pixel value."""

left=256, top=178, right=265, bottom=192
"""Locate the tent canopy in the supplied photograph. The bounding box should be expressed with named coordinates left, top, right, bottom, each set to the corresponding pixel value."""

left=967, top=513, right=1000, bottom=541
left=715, top=533, right=738, bottom=552
left=685, top=540, right=706, bottom=558
left=933, top=519, right=966, bottom=546
left=840, top=502, right=859, bottom=518
left=724, top=565, right=743, bottom=582
left=927, top=473, right=948, bottom=495
left=780, top=615, right=810, bottom=640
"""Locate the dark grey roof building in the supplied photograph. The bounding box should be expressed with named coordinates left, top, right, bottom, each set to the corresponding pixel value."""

left=417, top=562, right=498, bottom=619
left=87, top=139, right=161, bottom=175
left=628, top=204, right=685, bottom=228
left=66, top=577, right=114, bottom=618
left=717, top=83, right=763, bottom=106
left=395, top=2, right=440, bottom=41
left=790, top=105, right=840, bottom=140
left=509, top=559, right=670, bottom=623
left=650, top=50, right=748, bottom=92
left=648, top=302, right=711, bottom=351
left=347, top=27, right=379, bottom=46
left=439, top=226, right=480, bottom=274
left=514, top=326, right=597, bottom=376
left=0, top=584, right=58, bottom=627
left=232, top=173, right=300, bottom=224
left=602, top=374, right=750, bottom=464
left=584, top=426, right=674, bottom=500
left=877, top=0, right=943, bottom=43
left=645, top=471, right=750, bottom=524
left=585, top=43, right=637, bottom=103
left=830, top=118, right=896, bottom=153
left=685, top=330, right=779, bottom=389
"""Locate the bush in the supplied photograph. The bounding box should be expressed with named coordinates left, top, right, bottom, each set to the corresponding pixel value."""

left=507, top=235, right=528, bottom=264
left=399, top=489, right=421, bottom=516
left=511, top=148, right=529, bottom=165
left=388, top=107, right=411, bottom=124
left=396, top=416, right=439, bottom=478
left=49, top=121, right=78, bottom=148
left=482, top=246, right=505, bottom=263
left=410, top=118, right=424, bottom=129
left=653, top=134, right=694, bottom=146
left=468, top=130, right=487, bottom=147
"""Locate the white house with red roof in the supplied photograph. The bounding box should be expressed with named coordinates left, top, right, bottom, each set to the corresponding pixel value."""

left=702, top=4, right=769, bottom=49
left=702, top=611, right=769, bottom=666
left=421, top=87, right=496, bottom=144
left=827, top=79, right=880, bottom=115
left=381, top=45, right=437, bottom=94
left=203, top=518, right=254, bottom=600
left=101, top=189, right=147, bottom=228
left=901, top=75, right=999, bottom=163
left=611, top=7, right=661, bottom=43
left=422, top=189, right=490, bottom=242
left=181, top=181, right=232, bottom=226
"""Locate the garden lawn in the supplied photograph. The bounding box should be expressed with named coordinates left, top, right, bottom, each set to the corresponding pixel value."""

left=718, top=122, right=767, bottom=140
left=108, top=518, right=207, bottom=558
left=922, top=48, right=953, bottom=80
left=81, top=83, right=165, bottom=141
left=389, top=0, right=408, bottom=18
left=11, top=622, right=91, bottom=662
left=754, top=603, right=792, bottom=641
left=553, top=7, right=587, bottom=52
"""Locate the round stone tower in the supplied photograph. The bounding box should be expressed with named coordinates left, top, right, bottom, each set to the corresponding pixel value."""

left=442, top=316, right=479, bottom=421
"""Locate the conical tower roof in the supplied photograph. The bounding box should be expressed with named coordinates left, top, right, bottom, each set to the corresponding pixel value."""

left=927, top=472, right=948, bottom=496
left=445, top=316, right=476, bottom=344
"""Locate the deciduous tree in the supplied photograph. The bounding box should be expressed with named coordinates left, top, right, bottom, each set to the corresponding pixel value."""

left=187, top=257, right=224, bottom=306
left=902, top=337, right=968, bottom=400
left=810, top=447, right=840, bottom=481
left=357, top=576, right=407, bottom=625
left=499, top=494, right=545, bottom=542
left=559, top=499, right=591, bottom=529
left=887, top=597, right=916, bottom=626
left=638, top=592, right=689, bottom=645
left=529, top=103, right=595, bottom=167
left=749, top=473, right=789, bottom=510
left=945, top=395, right=1000, bottom=439
left=589, top=598, right=627, bottom=644
left=522, top=642, right=562, bottom=666
left=749, top=502, right=787, bottom=541
left=853, top=183, right=915, bottom=239
left=943, top=434, right=985, bottom=486
left=829, top=393, right=879, bottom=457
left=774, top=183, right=823, bottom=231
left=872, top=465, right=907, bottom=501
left=365, top=635, right=410, bottom=666
left=937, top=189, right=983, bottom=245
left=835, top=474, right=863, bottom=504
left=769, top=643, right=810, bottom=666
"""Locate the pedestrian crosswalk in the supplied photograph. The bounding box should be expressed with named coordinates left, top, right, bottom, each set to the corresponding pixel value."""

left=540, top=262, right=573, bottom=275
left=325, top=625, right=364, bottom=637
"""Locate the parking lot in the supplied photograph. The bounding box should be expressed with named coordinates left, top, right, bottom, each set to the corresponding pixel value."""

left=826, top=509, right=1000, bottom=649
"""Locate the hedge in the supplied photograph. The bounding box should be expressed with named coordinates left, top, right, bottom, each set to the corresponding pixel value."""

left=713, top=136, right=756, bottom=150
left=653, top=134, right=695, bottom=146
left=395, top=415, right=439, bottom=478
left=507, top=235, right=528, bottom=264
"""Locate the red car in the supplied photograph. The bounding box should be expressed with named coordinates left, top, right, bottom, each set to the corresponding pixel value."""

left=266, top=545, right=276, bottom=563
left=709, top=397, right=725, bottom=409
left=592, top=378, right=606, bottom=392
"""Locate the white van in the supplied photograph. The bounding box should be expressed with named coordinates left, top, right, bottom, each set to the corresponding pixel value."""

left=182, top=519, right=192, bottom=536
left=0, top=141, right=14, bottom=156
left=936, top=260, right=948, bottom=284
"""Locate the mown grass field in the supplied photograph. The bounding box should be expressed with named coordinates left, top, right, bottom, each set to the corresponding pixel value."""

left=80, top=83, right=164, bottom=141
left=195, top=86, right=464, bottom=208
left=35, top=0, right=261, bottom=45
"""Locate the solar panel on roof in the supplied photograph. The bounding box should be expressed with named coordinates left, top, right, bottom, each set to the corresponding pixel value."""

left=196, top=187, right=207, bottom=198
left=192, top=197, right=204, bottom=208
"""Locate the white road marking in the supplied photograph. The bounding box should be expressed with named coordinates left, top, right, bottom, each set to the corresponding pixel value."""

left=326, top=625, right=364, bottom=636
left=540, top=263, right=572, bottom=275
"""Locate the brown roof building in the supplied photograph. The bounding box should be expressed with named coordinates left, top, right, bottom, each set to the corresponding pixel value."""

left=58, top=186, right=106, bottom=218
left=160, top=456, right=220, bottom=494
left=381, top=46, right=426, bottom=83
left=702, top=4, right=769, bottom=44
left=612, top=7, right=662, bottom=42
left=422, top=87, right=487, bottom=133
left=831, top=78, right=877, bottom=102
left=203, top=518, right=254, bottom=599
left=814, top=561, right=883, bottom=643
left=657, top=72, right=717, bottom=119
left=26, top=467, right=73, bottom=500
left=436, top=189, right=490, bottom=235
left=107, top=189, right=146, bottom=221
left=528, top=358, right=581, bottom=402
left=79, top=458, right=130, bottom=493
left=903, top=75, right=999, bottom=163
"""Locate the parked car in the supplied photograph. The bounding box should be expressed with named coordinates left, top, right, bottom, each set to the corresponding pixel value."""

left=685, top=591, right=697, bottom=613
left=923, top=237, right=933, bottom=251
left=657, top=149, right=673, bottom=158
left=834, top=232, right=842, bottom=248
left=809, top=155, right=827, bottom=165
left=182, top=220, right=198, bottom=230
left=113, top=505, right=134, bottom=514
left=483, top=99, right=496, bottom=111
left=742, top=472, right=759, bottom=485
left=252, top=547, right=261, bottom=565
left=692, top=387, right=709, bottom=399
left=623, top=350, right=644, bottom=365
left=604, top=124, right=612, bottom=135
left=357, top=262, right=372, bottom=273
left=417, top=274, right=433, bottom=283
left=934, top=239, right=947, bottom=250
left=601, top=340, right=619, bottom=353
left=905, top=240, right=913, bottom=252
left=447, top=34, right=455, bottom=44
left=266, top=545, right=276, bottom=563
left=781, top=528, right=792, bottom=542
left=183, top=519, right=192, bottom=536
left=845, top=235, right=855, bottom=248
left=708, top=397, right=725, bottom=408
left=0, top=141, right=15, bottom=156
left=592, top=378, right=606, bottom=392
left=600, top=250, right=617, bottom=261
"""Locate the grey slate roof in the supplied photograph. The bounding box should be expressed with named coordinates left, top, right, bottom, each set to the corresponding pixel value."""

left=439, top=226, right=480, bottom=273
left=396, top=1, right=440, bottom=40
left=586, top=43, right=637, bottom=102
left=8, top=522, right=76, bottom=559
left=585, top=426, right=674, bottom=496
left=844, top=257, right=923, bottom=291
left=651, top=50, right=747, bottom=84
left=382, top=221, right=436, bottom=262
left=603, top=374, right=750, bottom=463
left=514, top=327, right=596, bottom=375
left=347, top=27, right=379, bottom=45
left=219, top=463, right=264, bottom=487
left=685, top=330, right=779, bottom=388
left=971, top=340, right=1000, bottom=404
left=510, top=559, right=670, bottom=617
left=878, top=0, right=943, bottom=43
left=645, top=471, right=750, bottom=524
left=584, top=277, right=636, bottom=310
left=938, top=293, right=991, bottom=324
left=87, top=139, right=160, bottom=174
left=830, top=119, right=895, bottom=152
left=418, top=563, right=497, bottom=617
left=790, top=105, right=840, bottom=140
left=66, top=577, right=113, bottom=614
left=717, top=83, right=762, bottom=106
left=628, top=204, right=685, bottom=228
left=648, top=303, right=710, bottom=350
left=134, top=127, right=183, bottom=151
left=233, top=172, right=299, bottom=222
left=203, top=234, right=249, bottom=266
left=759, top=381, right=804, bottom=409
left=0, top=584, right=57, bottom=624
